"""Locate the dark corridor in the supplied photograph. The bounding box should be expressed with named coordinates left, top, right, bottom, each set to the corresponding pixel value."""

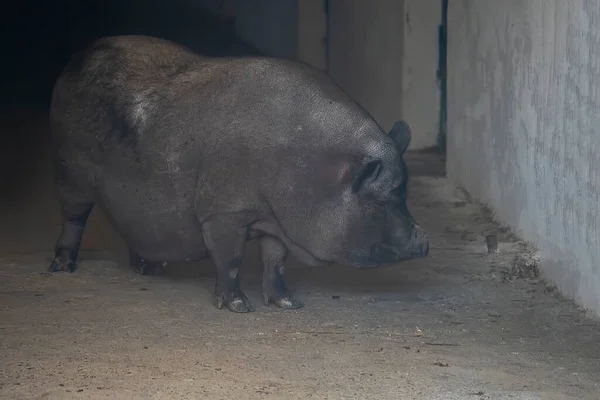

left=1, top=0, right=261, bottom=256
left=2, top=0, right=260, bottom=109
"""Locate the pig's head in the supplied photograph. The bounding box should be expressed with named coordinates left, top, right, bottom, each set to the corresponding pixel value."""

left=341, top=120, right=430, bottom=267
left=266, top=119, right=430, bottom=269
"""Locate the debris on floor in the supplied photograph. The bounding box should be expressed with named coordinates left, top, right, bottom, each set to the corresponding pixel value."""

left=499, top=249, right=541, bottom=282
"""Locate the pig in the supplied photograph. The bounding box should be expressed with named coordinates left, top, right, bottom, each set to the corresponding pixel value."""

left=48, top=35, right=429, bottom=313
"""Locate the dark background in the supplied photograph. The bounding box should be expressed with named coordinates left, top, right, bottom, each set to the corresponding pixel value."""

left=1, top=0, right=259, bottom=110
left=0, top=0, right=260, bottom=255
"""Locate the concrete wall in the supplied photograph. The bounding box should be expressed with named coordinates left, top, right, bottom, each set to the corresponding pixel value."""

left=447, top=1, right=600, bottom=314
left=233, top=0, right=297, bottom=58
left=402, top=0, right=441, bottom=149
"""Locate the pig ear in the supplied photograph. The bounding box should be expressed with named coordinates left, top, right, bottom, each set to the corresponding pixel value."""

left=351, top=158, right=383, bottom=193
left=388, top=120, right=412, bottom=154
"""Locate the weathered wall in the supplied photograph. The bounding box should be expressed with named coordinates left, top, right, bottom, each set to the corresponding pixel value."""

left=402, top=0, right=441, bottom=149
left=447, top=1, right=600, bottom=314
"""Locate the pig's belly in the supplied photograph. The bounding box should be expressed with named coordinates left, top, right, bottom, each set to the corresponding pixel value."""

left=96, top=176, right=208, bottom=262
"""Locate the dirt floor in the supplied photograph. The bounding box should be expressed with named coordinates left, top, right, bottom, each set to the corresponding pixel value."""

left=1, top=110, right=600, bottom=399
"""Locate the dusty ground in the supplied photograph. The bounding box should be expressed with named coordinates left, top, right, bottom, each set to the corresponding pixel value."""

left=1, top=110, right=600, bottom=399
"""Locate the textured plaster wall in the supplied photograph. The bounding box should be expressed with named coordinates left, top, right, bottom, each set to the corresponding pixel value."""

left=447, top=1, right=600, bottom=314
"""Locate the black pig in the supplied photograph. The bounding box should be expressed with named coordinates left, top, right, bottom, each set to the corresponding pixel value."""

left=48, top=35, right=429, bottom=312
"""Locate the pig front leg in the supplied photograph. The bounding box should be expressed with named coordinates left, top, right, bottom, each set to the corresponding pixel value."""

left=260, top=236, right=302, bottom=309
left=201, top=215, right=255, bottom=313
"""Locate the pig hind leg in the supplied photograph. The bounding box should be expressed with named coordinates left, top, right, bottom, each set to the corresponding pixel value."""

left=48, top=171, right=94, bottom=273
left=260, top=236, right=302, bottom=309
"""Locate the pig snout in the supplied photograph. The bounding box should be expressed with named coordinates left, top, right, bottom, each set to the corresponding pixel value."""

left=370, top=223, right=429, bottom=264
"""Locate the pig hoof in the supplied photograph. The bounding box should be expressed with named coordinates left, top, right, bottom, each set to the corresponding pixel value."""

left=216, top=291, right=255, bottom=313
left=262, top=291, right=303, bottom=309
left=48, top=256, right=77, bottom=273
